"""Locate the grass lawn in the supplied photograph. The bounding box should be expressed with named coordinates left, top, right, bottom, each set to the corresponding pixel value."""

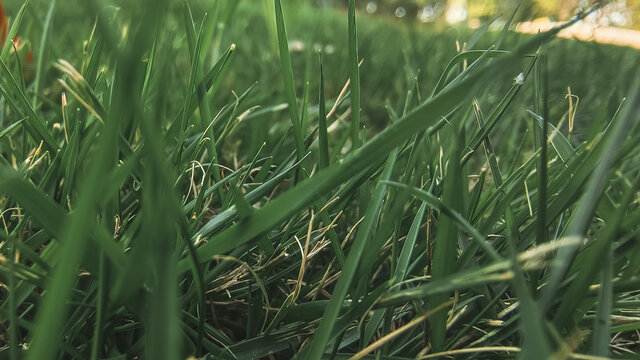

left=0, top=0, right=639, bottom=359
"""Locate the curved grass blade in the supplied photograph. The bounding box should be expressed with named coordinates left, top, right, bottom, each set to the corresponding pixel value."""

left=384, top=181, right=501, bottom=262
left=495, top=2, right=520, bottom=50
left=461, top=54, right=538, bottom=165
left=431, top=49, right=532, bottom=98
left=527, top=109, right=576, bottom=164
left=466, top=17, right=498, bottom=50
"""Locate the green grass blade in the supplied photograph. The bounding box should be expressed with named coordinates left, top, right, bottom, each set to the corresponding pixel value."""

left=461, top=55, right=537, bottom=165
left=274, top=0, right=305, bottom=160
left=0, top=117, right=24, bottom=140
left=185, top=6, right=224, bottom=200
left=535, top=54, right=549, bottom=247
left=466, top=17, right=498, bottom=50
left=140, top=28, right=158, bottom=105
left=177, top=12, right=206, bottom=150
left=432, top=50, right=511, bottom=97
left=31, top=0, right=56, bottom=107
left=165, top=44, right=236, bottom=142
left=527, top=109, right=576, bottom=164
left=318, top=51, right=329, bottom=169
left=90, top=252, right=108, bottom=360
left=495, top=2, right=520, bottom=50
left=384, top=181, right=501, bottom=262
left=348, top=0, right=361, bottom=150
left=395, top=202, right=427, bottom=282
left=301, top=80, right=310, bottom=133
left=591, top=245, right=613, bottom=357
left=428, top=129, right=463, bottom=352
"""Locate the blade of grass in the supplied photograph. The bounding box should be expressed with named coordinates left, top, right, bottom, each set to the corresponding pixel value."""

left=530, top=53, right=549, bottom=297
left=428, top=128, right=463, bottom=353
left=527, top=109, right=576, bottom=164
left=274, top=0, right=305, bottom=161
left=535, top=53, right=549, bottom=247
left=383, top=182, right=501, bottom=262
left=461, top=54, right=538, bottom=165
left=165, top=43, right=236, bottom=142
left=591, top=244, right=613, bottom=357
left=348, top=0, right=360, bottom=150
left=0, top=117, right=23, bottom=140
left=32, top=0, right=56, bottom=108
left=495, top=3, right=519, bottom=50
left=176, top=11, right=207, bottom=162
left=318, top=51, right=329, bottom=169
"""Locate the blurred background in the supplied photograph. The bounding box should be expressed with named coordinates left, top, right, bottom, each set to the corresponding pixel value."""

left=315, top=0, right=639, bottom=29
left=3, top=0, right=639, bottom=157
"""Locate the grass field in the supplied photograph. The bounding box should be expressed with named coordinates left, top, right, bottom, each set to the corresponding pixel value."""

left=1, top=0, right=640, bottom=359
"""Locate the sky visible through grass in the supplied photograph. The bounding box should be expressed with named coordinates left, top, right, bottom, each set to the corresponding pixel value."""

left=0, top=0, right=639, bottom=359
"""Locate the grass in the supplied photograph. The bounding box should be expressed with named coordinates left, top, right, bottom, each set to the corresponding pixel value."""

left=1, top=0, right=640, bottom=359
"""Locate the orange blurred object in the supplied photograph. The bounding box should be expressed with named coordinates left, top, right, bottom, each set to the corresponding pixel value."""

left=0, top=0, right=7, bottom=47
